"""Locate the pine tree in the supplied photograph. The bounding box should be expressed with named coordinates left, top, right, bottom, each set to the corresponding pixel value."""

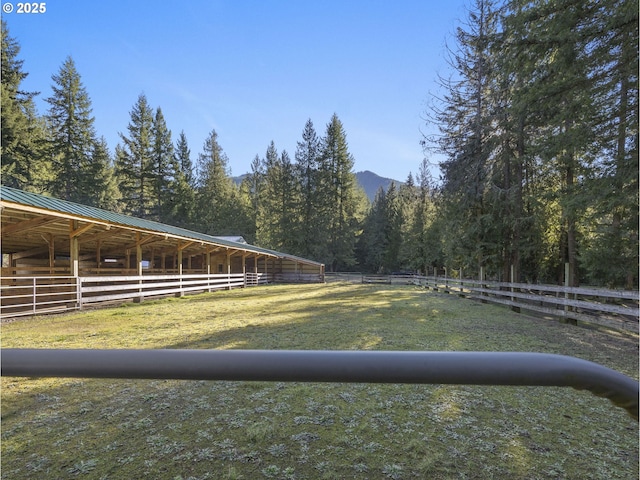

left=150, top=107, right=175, bottom=221
left=45, top=56, right=97, bottom=203
left=241, top=154, right=266, bottom=243
left=319, top=114, right=362, bottom=271
left=258, top=147, right=299, bottom=251
left=256, top=142, right=281, bottom=248
left=169, top=131, right=197, bottom=228
left=414, top=160, right=443, bottom=274
left=1, top=21, right=47, bottom=191
left=196, top=129, right=237, bottom=234
left=88, top=136, right=120, bottom=210
left=505, top=0, right=601, bottom=285
left=397, top=173, right=419, bottom=270
left=175, top=130, right=195, bottom=187
left=357, top=187, right=388, bottom=273
left=294, top=119, right=321, bottom=259
left=428, top=0, right=501, bottom=276
left=116, top=94, right=155, bottom=218
left=381, top=183, right=403, bottom=272
left=579, top=0, right=639, bottom=287
left=422, top=0, right=638, bottom=286
left=357, top=182, right=405, bottom=273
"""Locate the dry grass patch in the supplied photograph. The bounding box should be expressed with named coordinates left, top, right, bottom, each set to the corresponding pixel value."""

left=2, top=282, right=638, bottom=479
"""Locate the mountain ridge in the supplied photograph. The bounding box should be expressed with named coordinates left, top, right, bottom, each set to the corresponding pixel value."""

left=355, top=170, right=402, bottom=201
left=232, top=170, right=401, bottom=202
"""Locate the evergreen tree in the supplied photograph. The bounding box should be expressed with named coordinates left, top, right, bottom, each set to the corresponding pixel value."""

left=256, top=142, right=280, bottom=246
left=397, top=173, right=419, bottom=270
left=116, top=94, right=155, bottom=218
left=579, top=0, right=639, bottom=287
left=413, top=160, right=443, bottom=274
left=175, top=130, right=195, bottom=187
left=430, top=0, right=501, bottom=276
left=1, top=21, right=47, bottom=191
left=357, top=183, right=405, bottom=273
left=357, top=187, right=388, bottom=272
left=381, top=182, right=403, bottom=272
left=319, top=114, right=363, bottom=271
left=235, top=176, right=257, bottom=244
left=240, top=154, right=266, bottom=244
left=421, top=0, right=638, bottom=287
left=169, top=131, right=197, bottom=228
left=45, top=56, right=97, bottom=203
left=150, top=107, right=175, bottom=221
left=294, top=119, right=322, bottom=260
left=88, top=136, right=120, bottom=211
left=196, top=129, right=238, bottom=234
left=276, top=150, right=300, bottom=253
left=258, top=146, right=299, bottom=251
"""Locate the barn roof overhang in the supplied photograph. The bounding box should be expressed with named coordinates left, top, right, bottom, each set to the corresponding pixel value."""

left=0, top=186, right=324, bottom=269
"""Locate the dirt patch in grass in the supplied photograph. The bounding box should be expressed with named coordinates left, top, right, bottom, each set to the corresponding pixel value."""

left=2, top=283, right=638, bottom=479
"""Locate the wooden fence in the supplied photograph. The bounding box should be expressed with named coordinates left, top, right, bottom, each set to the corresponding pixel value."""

left=274, top=272, right=328, bottom=283
left=1, top=273, right=273, bottom=319
left=324, top=273, right=639, bottom=332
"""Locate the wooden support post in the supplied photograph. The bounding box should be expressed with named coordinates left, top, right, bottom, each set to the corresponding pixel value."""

left=264, top=256, right=268, bottom=284
left=69, top=221, right=79, bottom=277
left=47, top=233, right=55, bottom=274
left=136, top=233, right=143, bottom=276
left=96, top=239, right=101, bottom=272
left=242, top=253, right=247, bottom=287
left=175, top=248, right=184, bottom=297
left=161, top=253, right=166, bottom=273
left=480, top=266, right=487, bottom=303
left=134, top=233, right=143, bottom=303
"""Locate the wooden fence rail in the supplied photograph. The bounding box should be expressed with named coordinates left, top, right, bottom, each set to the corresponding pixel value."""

left=1, top=273, right=274, bottom=319
left=324, top=273, right=638, bottom=332
left=413, top=275, right=638, bottom=332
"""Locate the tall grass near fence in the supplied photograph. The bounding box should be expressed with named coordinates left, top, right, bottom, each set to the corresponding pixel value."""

left=2, top=283, right=638, bottom=479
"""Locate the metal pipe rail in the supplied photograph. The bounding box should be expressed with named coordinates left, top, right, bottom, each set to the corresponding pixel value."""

left=2, top=349, right=637, bottom=419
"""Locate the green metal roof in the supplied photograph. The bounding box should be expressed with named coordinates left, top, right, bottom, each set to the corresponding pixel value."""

left=1, top=186, right=323, bottom=266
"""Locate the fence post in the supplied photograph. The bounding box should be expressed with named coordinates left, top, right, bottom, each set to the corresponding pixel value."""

left=77, top=277, right=83, bottom=310
left=563, top=263, right=577, bottom=325
left=480, top=266, right=487, bottom=303
left=510, top=264, right=520, bottom=313
left=445, top=268, right=450, bottom=294
left=32, top=277, right=37, bottom=314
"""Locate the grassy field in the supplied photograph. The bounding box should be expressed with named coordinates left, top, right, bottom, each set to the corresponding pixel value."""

left=1, top=282, right=638, bottom=479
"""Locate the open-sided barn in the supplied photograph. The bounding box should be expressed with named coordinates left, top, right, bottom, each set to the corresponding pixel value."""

left=1, top=186, right=324, bottom=317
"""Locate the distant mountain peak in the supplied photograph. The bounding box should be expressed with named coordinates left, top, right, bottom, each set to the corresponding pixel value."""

left=233, top=170, right=401, bottom=202
left=355, top=171, right=402, bottom=201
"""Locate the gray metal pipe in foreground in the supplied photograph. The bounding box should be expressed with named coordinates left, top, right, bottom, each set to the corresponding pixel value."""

left=2, top=349, right=638, bottom=419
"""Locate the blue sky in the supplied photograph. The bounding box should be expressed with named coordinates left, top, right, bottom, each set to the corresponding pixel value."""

left=3, top=0, right=468, bottom=181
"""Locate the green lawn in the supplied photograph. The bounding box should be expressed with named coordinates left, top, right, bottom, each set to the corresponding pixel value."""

left=1, top=283, right=638, bottom=479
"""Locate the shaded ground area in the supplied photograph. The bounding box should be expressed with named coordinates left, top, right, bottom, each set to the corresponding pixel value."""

left=2, top=283, right=638, bottom=479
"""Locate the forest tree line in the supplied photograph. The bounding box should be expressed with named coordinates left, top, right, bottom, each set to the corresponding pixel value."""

left=1, top=0, right=638, bottom=286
